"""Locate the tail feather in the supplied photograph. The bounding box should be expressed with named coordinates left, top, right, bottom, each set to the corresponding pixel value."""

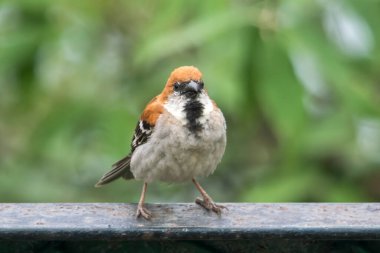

left=95, top=155, right=134, bottom=187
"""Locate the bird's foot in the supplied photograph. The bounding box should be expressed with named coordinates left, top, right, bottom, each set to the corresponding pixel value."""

left=136, top=205, right=152, bottom=220
left=195, top=197, right=227, bottom=215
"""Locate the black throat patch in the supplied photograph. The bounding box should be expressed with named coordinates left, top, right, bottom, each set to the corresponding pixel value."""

left=183, top=99, right=204, bottom=133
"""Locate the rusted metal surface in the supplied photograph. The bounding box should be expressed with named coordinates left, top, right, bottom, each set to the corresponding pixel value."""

left=0, top=203, right=380, bottom=240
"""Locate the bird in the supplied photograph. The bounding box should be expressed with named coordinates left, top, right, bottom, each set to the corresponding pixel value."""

left=95, top=66, right=227, bottom=219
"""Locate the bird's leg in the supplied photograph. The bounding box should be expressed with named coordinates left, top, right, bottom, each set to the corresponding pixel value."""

left=136, top=182, right=152, bottom=219
left=192, top=178, right=226, bottom=214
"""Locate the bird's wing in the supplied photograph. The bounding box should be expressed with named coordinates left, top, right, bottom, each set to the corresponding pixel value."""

left=95, top=96, right=164, bottom=187
left=130, top=119, right=153, bottom=153
left=131, top=96, right=164, bottom=152
left=95, top=154, right=133, bottom=187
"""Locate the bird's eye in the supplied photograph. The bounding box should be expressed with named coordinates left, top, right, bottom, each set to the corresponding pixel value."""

left=174, top=82, right=180, bottom=91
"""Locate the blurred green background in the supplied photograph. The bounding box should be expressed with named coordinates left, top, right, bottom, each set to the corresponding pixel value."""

left=1, top=0, right=379, bottom=203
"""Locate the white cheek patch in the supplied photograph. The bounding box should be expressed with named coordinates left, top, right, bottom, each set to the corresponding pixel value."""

left=198, top=93, right=213, bottom=125
left=164, top=94, right=188, bottom=125
left=199, top=93, right=213, bottom=114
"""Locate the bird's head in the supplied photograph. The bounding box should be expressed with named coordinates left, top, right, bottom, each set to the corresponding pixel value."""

left=161, top=66, right=205, bottom=100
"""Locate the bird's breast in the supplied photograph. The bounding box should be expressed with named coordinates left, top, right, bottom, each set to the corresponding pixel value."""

left=130, top=107, right=226, bottom=183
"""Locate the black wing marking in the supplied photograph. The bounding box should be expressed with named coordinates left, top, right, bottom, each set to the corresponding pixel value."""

left=131, top=120, right=153, bottom=152
left=95, top=120, right=153, bottom=187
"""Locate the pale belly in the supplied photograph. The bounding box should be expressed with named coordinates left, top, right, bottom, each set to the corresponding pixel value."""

left=130, top=112, right=226, bottom=183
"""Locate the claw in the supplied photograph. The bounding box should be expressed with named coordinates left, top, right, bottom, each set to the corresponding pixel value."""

left=195, top=197, right=227, bottom=215
left=136, top=205, right=152, bottom=220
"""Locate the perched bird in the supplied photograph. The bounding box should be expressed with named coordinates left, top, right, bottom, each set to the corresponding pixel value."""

left=95, top=66, right=226, bottom=219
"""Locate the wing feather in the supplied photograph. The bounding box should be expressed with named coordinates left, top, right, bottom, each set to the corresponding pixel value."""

left=95, top=97, right=163, bottom=187
left=94, top=119, right=154, bottom=187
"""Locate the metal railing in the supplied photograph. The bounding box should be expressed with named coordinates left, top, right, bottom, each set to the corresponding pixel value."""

left=1, top=203, right=380, bottom=252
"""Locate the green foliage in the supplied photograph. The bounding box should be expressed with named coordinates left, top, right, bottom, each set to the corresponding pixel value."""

left=0, top=0, right=379, bottom=202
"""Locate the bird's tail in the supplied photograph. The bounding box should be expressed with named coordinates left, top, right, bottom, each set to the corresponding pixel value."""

left=94, top=155, right=134, bottom=187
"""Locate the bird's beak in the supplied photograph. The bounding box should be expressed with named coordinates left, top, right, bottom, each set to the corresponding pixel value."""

left=185, top=80, right=202, bottom=93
